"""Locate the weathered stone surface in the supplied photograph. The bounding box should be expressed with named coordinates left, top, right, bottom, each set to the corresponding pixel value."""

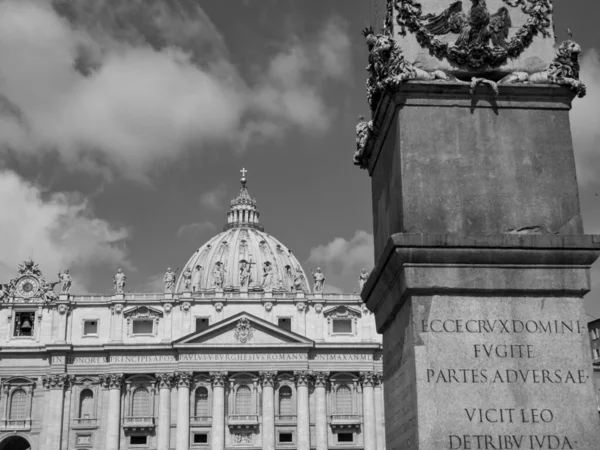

left=363, top=235, right=600, bottom=450
left=365, top=83, right=582, bottom=260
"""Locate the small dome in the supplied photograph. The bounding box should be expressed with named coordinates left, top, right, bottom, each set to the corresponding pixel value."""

left=176, top=170, right=310, bottom=293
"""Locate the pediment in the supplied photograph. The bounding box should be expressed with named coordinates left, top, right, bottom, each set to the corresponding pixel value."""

left=323, top=305, right=361, bottom=318
left=174, top=312, right=314, bottom=347
left=123, top=305, right=163, bottom=318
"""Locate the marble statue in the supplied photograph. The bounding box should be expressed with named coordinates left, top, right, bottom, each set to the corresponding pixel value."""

left=191, top=265, right=203, bottom=292
left=113, top=269, right=126, bottom=294
left=182, top=267, right=192, bottom=291
left=312, top=268, right=325, bottom=293
left=261, top=261, right=273, bottom=290
left=163, top=268, right=176, bottom=293
left=212, top=262, right=225, bottom=290
left=359, top=268, right=370, bottom=291
left=291, top=267, right=306, bottom=293
left=239, top=260, right=252, bottom=288
left=41, top=281, right=59, bottom=303
left=58, top=269, right=72, bottom=294
left=0, top=284, right=10, bottom=302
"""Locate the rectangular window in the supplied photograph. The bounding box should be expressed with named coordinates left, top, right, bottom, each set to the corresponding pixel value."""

left=278, top=317, right=292, bottom=331
left=83, top=320, right=98, bottom=336
left=332, top=318, right=352, bottom=334
left=337, top=433, right=354, bottom=443
left=14, top=312, right=35, bottom=337
left=132, top=320, right=153, bottom=335
left=193, top=433, right=208, bottom=444
left=196, top=317, right=210, bottom=332
left=130, top=435, right=147, bottom=445
left=595, top=329, right=600, bottom=340
left=279, top=432, right=293, bottom=443
left=595, top=348, right=600, bottom=359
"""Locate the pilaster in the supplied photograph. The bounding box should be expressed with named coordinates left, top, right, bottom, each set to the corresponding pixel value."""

left=101, top=373, right=124, bottom=450
left=260, top=371, right=277, bottom=450
left=210, top=372, right=228, bottom=450
left=175, top=372, right=192, bottom=450
left=313, top=372, right=329, bottom=450
left=156, top=373, right=175, bottom=450
left=360, top=371, right=377, bottom=450
left=41, top=373, right=71, bottom=450
left=294, top=371, right=312, bottom=450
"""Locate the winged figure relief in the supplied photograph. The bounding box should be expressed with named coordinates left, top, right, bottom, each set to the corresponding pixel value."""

left=424, top=0, right=512, bottom=48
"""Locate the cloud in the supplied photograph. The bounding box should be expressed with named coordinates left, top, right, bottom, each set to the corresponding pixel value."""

left=306, top=231, right=374, bottom=293
left=572, top=49, right=600, bottom=186
left=177, top=221, right=216, bottom=239
left=137, top=272, right=165, bottom=293
left=200, top=185, right=227, bottom=210
left=0, top=169, right=132, bottom=292
left=0, top=0, right=352, bottom=181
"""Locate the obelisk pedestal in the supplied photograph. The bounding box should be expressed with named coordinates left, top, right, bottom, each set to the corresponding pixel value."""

left=359, top=82, right=600, bottom=450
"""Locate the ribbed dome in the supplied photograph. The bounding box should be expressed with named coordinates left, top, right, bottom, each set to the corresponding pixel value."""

left=175, top=170, right=310, bottom=293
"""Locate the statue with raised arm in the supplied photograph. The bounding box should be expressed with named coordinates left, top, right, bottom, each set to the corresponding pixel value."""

left=312, top=267, right=325, bottom=293
left=164, top=268, right=176, bottom=293
left=113, top=269, right=126, bottom=294
left=182, top=267, right=192, bottom=292
left=58, top=269, right=72, bottom=294
left=191, top=265, right=203, bottom=292
left=358, top=268, right=370, bottom=291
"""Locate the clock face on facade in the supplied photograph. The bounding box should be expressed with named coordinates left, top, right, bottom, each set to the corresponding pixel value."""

left=16, top=276, right=40, bottom=298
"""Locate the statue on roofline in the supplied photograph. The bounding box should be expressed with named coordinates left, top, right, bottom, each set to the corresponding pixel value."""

left=58, top=269, right=72, bottom=294
left=113, top=269, right=126, bottom=294
left=312, top=267, right=325, bottom=293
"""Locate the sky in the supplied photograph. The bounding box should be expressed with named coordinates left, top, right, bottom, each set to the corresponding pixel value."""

left=0, top=0, right=598, bottom=317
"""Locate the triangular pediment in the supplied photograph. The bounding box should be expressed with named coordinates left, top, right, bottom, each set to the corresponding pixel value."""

left=173, top=312, right=314, bottom=347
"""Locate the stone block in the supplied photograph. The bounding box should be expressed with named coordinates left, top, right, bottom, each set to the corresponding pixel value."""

left=366, top=83, right=581, bottom=260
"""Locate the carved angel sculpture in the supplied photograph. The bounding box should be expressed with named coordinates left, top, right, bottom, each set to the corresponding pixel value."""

left=424, top=0, right=511, bottom=48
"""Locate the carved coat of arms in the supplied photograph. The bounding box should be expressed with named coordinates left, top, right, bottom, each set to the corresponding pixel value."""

left=395, top=0, right=553, bottom=69
left=233, top=317, right=254, bottom=344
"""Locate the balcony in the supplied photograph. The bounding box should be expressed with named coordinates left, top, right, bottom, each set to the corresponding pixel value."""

left=190, top=415, right=212, bottom=426
left=276, top=415, right=297, bottom=425
left=72, top=417, right=98, bottom=429
left=329, top=414, right=362, bottom=429
left=0, top=419, right=31, bottom=431
left=228, top=414, right=259, bottom=429
left=122, top=416, right=155, bottom=431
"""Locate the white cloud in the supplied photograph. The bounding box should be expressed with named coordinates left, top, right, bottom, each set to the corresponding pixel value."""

left=306, top=231, right=374, bottom=293
left=572, top=49, right=600, bottom=186
left=0, top=169, right=132, bottom=292
left=200, top=185, right=227, bottom=210
left=137, top=272, right=165, bottom=293
left=0, top=0, right=352, bottom=181
left=177, top=221, right=216, bottom=239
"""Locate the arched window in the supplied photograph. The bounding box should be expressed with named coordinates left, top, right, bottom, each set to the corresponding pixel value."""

left=79, top=389, right=94, bottom=419
left=195, top=387, right=209, bottom=416
left=132, top=387, right=150, bottom=417
left=278, top=386, right=293, bottom=415
left=335, top=385, right=352, bottom=415
left=235, top=385, right=252, bottom=415
left=9, top=389, right=27, bottom=420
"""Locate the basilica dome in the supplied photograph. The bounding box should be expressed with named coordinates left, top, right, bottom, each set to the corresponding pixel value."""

left=175, top=172, right=311, bottom=293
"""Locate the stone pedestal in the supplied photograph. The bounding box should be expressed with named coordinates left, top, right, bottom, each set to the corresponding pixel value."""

left=360, top=85, right=600, bottom=450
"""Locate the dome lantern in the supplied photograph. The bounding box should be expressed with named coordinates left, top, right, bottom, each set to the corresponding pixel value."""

left=225, top=167, right=263, bottom=232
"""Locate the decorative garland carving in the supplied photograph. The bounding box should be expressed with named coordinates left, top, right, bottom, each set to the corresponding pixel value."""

left=394, top=0, right=553, bottom=70
left=100, top=373, right=124, bottom=390
left=364, top=27, right=453, bottom=112
left=42, top=373, right=71, bottom=390
left=499, top=39, right=586, bottom=97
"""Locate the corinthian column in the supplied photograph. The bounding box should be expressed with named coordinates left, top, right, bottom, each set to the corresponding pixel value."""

left=210, top=372, right=228, bottom=450
left=313, top=372, right=329, bottom=450
left=361, top=372, right=377, bottom=450
left=102, top=374, right=124, bottom=450
left=374, top=373, right=385, bottom=450
left=175, top=372, right=192, bottom=450
left=260, top=371, right=276, bottom=450
left=41, top=374, right=70, bottom=450
left=156, top=373, right=175, bottom=450
left=294, top=371, right=311, bottom=450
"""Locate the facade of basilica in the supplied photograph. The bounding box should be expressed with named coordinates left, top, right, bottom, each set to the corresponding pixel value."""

left=0, top=173, right=384, bottom=450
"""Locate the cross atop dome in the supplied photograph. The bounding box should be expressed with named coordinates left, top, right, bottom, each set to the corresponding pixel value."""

left=224, top=168, right=263, bottom=231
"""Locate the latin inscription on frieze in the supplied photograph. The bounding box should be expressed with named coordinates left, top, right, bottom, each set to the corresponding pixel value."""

left=312, top=353, right=371, bottom=361
left=415, top=304, right=593, bottom=450
left=179, top=353, right=306, bottom=361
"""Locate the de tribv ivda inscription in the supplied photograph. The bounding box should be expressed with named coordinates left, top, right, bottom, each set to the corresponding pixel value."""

left=391, top=296, right=597, bottom=450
